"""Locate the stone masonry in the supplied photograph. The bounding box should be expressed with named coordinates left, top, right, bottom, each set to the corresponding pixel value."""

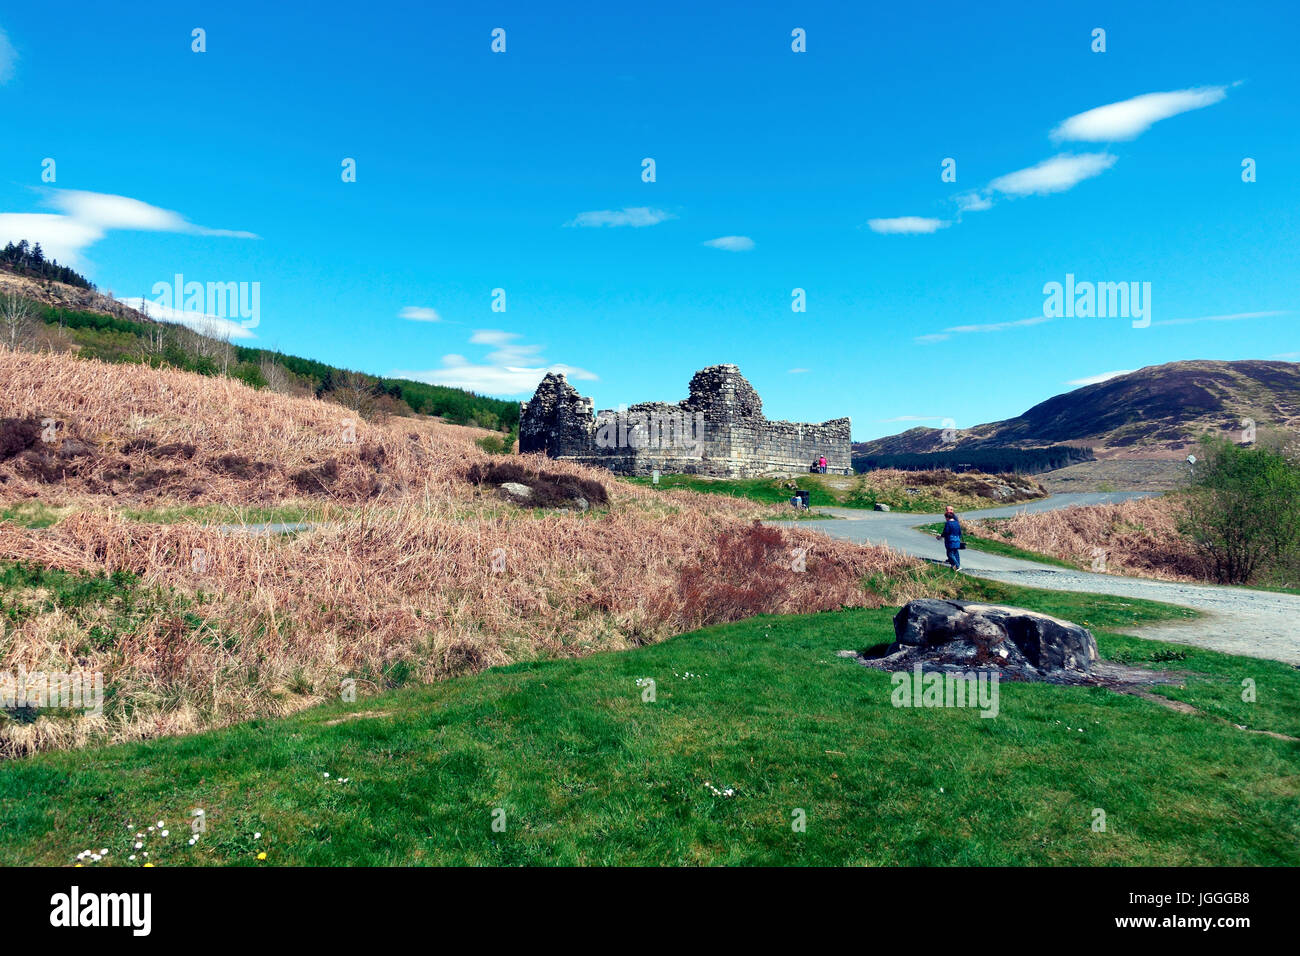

left=519, top=364, right=851, bottom=477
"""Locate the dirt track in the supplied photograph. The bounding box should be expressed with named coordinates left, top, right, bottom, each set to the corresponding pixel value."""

left=770, top=493, right=1300, bottom=666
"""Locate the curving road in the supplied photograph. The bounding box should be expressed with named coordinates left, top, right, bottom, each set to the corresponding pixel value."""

left=770, top=492, right=1300, bottom=666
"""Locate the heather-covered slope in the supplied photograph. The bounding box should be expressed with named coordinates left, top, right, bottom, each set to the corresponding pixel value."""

left=0, top=352, right=922, bottom=757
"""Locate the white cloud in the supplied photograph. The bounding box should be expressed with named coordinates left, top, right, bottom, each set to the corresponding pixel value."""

left=1052, top=86, right=1229, bottom=142
left=702, top=235, right=755, bottom=251
left=1153, top=310, right=1287, bottom=327
left=399, top=306, right=441, bottom=322
left=0, top=27, right=16, bottom=84
left=117, top=296, right=257, bottom=340
left=867, top=217, right=948, bottom=235
left=47, top=190, right=257, bottom=238
left=1066, top=369, right=1135, bottom=386
left=0, top=213, right=104, bottom=264
left=955, top=192, right=993, bottom=213
left=566, top=207, right=673, bottom=228
left=788, top=367, right=810, bottom=374
left=882, top=84, right=1227, bottom=233
left=915, top=316, right=1048, bottom=344
left=469, top=329, right=548, bottom=366
left=468, top=330, right=515, bottom=345
left=1270, top=352, right=1300, bottom=361
left=395, top=331, right=597, bottom=396
left=876, top=415, right=945, bottom=423
left=988, top=153, right=1117, bottom=197
left=0, top=189, right=258, bottom=267
left=946, top=316, right=1050, bottom=334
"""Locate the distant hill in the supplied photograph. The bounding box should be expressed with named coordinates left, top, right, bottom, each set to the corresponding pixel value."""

left=855, top=360, right=1300, bottom=472
left=0, top=262, right=519, bottom=432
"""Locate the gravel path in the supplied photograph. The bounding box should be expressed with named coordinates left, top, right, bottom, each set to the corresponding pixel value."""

left=769, top=492, right=1300, bottom=666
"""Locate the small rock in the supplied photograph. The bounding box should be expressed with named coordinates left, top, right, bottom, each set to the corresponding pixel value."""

left=498, top=482, right=532, bottom=500
left=58, top=438, right=91, bottom=458
left=873, top=502, right=891, bottom=512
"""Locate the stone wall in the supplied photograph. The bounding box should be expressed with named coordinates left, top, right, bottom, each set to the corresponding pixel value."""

left=519, top=364, right=851, bottom=477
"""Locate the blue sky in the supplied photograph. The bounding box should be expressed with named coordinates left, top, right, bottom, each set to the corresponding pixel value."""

left=1, top=1, right=1297, bottom=440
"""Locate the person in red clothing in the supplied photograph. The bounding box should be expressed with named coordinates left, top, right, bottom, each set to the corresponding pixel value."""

left=818, top=455, right=827, bottom=474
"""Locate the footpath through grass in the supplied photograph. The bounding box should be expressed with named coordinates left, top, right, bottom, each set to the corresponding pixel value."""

left=0, top=574, right=1295, bottom=866
left=916, top=521, right=1082, bottom=570
left=919, top=520, right=1300, bottom=595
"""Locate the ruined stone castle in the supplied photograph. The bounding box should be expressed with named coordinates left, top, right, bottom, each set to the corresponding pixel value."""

left=519, top=364, right=851, bottom=477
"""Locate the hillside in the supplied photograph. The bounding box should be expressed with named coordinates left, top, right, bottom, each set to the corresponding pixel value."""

left=0, top=350, right=921, bottom=758
left=855, top=360, right=1300, bottom=472
left=0, top=265, right=519, bottom=432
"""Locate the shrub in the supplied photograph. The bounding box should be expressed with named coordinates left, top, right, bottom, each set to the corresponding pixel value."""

left=289, top=459, right=340, bottom=493
left=0, top=418, right=41, bottom=461
left=1178, top=435, right=1300, bottom=584
left=465, top=460, right=609, bottom=508
left=475, top=433, right=510, bottom=455
left=212, top=453, right=272, bottom=479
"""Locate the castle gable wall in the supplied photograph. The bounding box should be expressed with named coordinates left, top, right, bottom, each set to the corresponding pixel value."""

left=519, top=365, right=851, bottom=477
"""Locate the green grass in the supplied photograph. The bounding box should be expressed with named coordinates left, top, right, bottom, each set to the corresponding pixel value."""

left=916, top=521, right=1082, bottom=570
left=622, top=472, right=1016, bottom=513
left=117, top=502, right=331, bottom=526
left=623, top=473, right=850, bottom=508
left=0, top=501, right=338, bottom=529
left=0, top=561, right=207, bottom=667
left=625, top=472, right=1046, bottom=513
left=1, top=573, right=1294, bottom=867
left=0, top=562, right=142, bottom=620
left=0, top=501, right=70, bottom=529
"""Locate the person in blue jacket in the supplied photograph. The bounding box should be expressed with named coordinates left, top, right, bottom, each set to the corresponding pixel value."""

left=936, top=506, right=963, bottom=569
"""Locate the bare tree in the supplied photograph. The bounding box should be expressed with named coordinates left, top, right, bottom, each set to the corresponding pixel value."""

left=186, top=319, right=234, bottom=374
left=259, top=356, right=292, bottom=393
left=0, top=293, right=36, bottom=351
left=329, top=370, right=382, bottom=417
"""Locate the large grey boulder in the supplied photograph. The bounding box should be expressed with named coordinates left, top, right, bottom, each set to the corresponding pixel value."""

left=886, top=599, right=1098, bottom=678
left=498, top=482, right=533, bottom=500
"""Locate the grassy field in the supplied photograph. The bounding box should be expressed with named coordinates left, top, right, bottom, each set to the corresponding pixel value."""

left=2, top=572, right=1294, bottom=867
left=624, top=470, right=1044, bottom=514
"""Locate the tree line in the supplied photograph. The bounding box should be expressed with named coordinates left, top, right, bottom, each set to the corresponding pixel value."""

left=1, top=241, right=95, bottom=290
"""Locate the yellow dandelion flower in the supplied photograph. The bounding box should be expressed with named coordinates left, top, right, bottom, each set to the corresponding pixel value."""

left=257, top=851, right=267, bottom=860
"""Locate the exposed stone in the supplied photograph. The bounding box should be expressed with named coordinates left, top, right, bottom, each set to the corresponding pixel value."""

left=498, top=481, right=533, bottom=500
left=874, top=502, right=891, bottom=511
left=57, top=438, right=92, bottom=459
left=866, top=599, right=1099, bottom=682
left=519, top=364, right=850, bottom=478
